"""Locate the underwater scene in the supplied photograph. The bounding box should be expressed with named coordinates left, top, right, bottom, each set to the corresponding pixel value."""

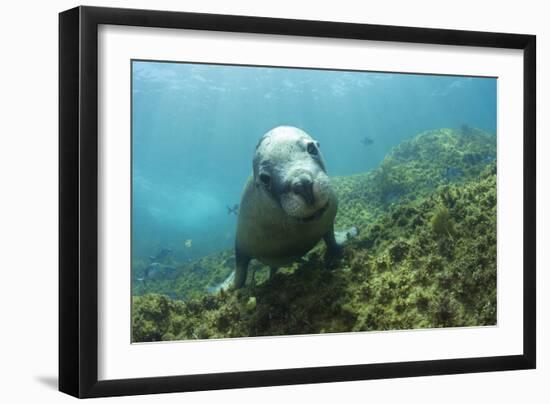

left=131, top=60, right=497, bottom=342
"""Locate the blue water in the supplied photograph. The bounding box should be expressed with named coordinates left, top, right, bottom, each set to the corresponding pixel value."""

left=132, top=60, right=496, bottom=264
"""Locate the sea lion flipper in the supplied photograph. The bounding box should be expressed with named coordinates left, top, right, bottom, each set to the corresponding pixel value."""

left=325, top=226, right=359, bottom=259
left=333, top=226, right=359, bottom=245
left=234, top=248, right=251, bottom=288
left=323, top=225, right=343, bottom=257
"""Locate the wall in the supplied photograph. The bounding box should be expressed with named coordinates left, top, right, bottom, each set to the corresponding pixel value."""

left=0, top=0, right=546, bottom=402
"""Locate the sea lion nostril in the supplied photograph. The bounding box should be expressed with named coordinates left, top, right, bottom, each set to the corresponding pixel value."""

left=293, top=176, right=315, bottom=205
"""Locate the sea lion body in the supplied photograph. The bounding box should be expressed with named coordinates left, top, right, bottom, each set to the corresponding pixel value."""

left=236, top=177, right=338, bottom=268
left=234, top=126, right=341, bottom=288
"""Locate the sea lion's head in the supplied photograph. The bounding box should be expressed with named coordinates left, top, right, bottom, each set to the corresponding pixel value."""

left=253, top=126, right=332, bottom=222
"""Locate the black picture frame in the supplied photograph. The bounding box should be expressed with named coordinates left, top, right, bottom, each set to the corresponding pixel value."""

left=59, top=5, right=536, bottom=398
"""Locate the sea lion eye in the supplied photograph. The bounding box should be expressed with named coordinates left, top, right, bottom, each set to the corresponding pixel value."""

left=307, top=142, right=318, bottom=156
left=259, top=173, right=271, bottom=186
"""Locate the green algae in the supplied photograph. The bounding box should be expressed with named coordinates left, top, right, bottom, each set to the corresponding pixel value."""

left=132, top=128, right=497, bottom=342
left=332, top=127, right=495, bottom=231
left=132, top=250, right=236, bottom=300
left=430, top=206, right=457, bottom=240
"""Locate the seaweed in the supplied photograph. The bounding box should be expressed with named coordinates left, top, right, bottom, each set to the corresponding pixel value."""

left=132, top=128, right=497, bottom=342
left=430, top=206, right=457, bottom=240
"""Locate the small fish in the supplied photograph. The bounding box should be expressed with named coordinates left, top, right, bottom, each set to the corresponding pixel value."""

left=142, top=262, right=177, bottom=280
left=144, top=262, right=161, bottom=279
left=361, top=136, right=374, bottom=147
left=148, top=248, right=172, bottom=262
left=227, top=203, right=239, bottom=215
left=184, top=239, right=193, bottom=248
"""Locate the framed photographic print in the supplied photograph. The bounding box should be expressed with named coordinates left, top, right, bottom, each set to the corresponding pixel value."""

left=59, top=6, right=536, bottom=398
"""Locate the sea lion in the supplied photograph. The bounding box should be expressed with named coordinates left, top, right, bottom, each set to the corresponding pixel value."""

left=234, top=126, right=344, bottom=288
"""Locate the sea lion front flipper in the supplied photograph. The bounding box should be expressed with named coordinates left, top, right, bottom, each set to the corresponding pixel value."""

left=234, top=248, right=251, bottom=289
left=323, top=225, right=343, bottom=257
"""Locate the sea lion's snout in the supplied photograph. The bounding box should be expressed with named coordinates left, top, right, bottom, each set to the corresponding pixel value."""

left=252, top=126, right=333, bottom=221
left=291, top=174, right=315, bottom=205
left=281, top=169, right=331, bottom=220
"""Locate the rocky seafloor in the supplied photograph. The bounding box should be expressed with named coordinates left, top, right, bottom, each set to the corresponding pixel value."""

left=132, top=126, right=497, bottom=342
